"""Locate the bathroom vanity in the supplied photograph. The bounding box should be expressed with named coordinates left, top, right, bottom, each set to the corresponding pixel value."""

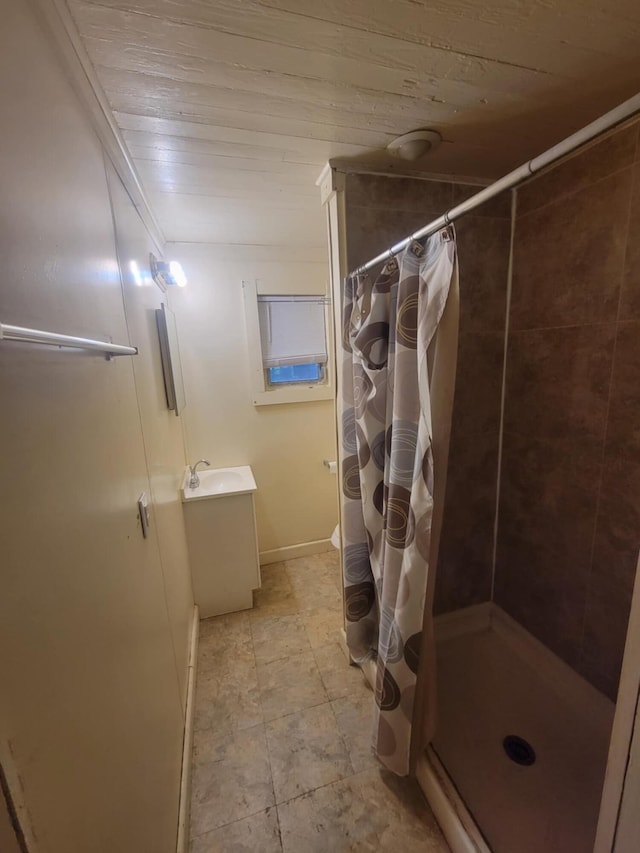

left=181, top=465, right=260, bottom=617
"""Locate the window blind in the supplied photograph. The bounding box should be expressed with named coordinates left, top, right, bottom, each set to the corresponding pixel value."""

left=257, top=295, right=328, bottom=368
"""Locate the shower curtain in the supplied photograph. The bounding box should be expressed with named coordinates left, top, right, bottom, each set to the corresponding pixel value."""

left=340, top=230, right=458, bottom=775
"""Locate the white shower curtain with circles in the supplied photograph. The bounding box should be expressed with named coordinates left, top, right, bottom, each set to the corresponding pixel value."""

left=340, top=230, right=457, bottom=775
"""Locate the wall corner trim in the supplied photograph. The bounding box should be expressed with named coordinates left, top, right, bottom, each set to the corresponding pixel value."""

left=176, top=605, right=199, bottom=853
left=30, top=0, right=165, bottom=253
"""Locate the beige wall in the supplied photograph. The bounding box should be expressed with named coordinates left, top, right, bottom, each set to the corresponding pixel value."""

left=0, top=1, right=192, bottom=850
left=105, top=163, right=193, bottom=702
left=170, top=243, right=338, bottom=555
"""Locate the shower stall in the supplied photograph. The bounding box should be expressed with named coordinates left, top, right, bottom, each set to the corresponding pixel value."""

left=322, top=105, right=640, bottom=852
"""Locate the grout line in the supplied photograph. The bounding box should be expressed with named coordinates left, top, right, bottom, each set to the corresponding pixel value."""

left=516, top=156, right=637, bottom=221
left=326, top=685, right=358, bottom=780
left=190, top=803, right=276, bottom=841
left=577, top=153, right=636, bottom=674
left=246, top=604, right=280, bottom=824
left=276, top=766, right=377, bottom=810
left=509, top=320, right=620, bottom=333
left=490, top=188, right=517, bottom=603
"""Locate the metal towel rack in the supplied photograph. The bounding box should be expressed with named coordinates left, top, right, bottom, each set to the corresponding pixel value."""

left=0, top=321, right=138, bottom=359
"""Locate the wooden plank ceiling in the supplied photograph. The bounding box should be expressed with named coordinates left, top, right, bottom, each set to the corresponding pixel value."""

left=66, top=0, right=640, bottom=245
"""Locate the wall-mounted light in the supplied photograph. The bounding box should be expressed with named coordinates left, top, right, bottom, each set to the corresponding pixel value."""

left=150, top=253, right=188, bottom=289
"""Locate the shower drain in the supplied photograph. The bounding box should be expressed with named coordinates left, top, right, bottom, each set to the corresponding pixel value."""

left=503, top=735, right=536, bottom=766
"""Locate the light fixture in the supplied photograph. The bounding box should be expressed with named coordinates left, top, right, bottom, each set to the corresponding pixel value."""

left=387, top=129, right=442, bottom=161
left=150, top=253, right=187, bottom=288
left=169, top=260, right=188, bottom=288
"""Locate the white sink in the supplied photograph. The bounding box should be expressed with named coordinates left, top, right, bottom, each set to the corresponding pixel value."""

left=181, top=465, right=257, bottom=502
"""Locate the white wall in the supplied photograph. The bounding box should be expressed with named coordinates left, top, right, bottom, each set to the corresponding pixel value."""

left=0, top=1, right=192, bottom=850
left=170, top=243, right=338, bottom=556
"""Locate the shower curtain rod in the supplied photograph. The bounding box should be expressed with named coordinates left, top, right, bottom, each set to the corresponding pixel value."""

left=349, top=92, right=640, bottom=277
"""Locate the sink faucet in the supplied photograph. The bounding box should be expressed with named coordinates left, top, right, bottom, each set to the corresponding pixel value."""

left=189, top=459, right=210, bottom=489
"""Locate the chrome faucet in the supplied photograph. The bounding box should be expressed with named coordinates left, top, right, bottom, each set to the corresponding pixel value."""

left=188, top=459, right=210, bottom=489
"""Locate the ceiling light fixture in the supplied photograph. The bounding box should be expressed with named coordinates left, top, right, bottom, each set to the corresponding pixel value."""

left=387, top=129, right=442, bottom=161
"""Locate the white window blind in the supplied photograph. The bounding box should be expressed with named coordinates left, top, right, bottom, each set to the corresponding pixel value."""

left=257, top=295, right=328, bottom=368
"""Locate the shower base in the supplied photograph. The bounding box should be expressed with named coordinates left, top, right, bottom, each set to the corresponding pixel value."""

left=428, top=604, right=614, bottom=853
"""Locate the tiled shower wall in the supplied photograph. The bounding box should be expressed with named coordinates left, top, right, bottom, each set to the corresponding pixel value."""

left=342, top=173, right=511, bottom=616
left=495, top=120, right=640, bottom=700
left=343, top=140, right=640, bottom=701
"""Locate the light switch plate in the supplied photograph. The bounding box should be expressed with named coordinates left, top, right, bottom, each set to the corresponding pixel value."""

left=138, top=492, right=151, bottom=538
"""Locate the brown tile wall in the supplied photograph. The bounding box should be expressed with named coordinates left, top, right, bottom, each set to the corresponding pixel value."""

left=343, top=173, right=511, bottom=616
left=495, top=121, right=640, bottom=699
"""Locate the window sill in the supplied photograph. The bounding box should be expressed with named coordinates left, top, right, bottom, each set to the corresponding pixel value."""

left=252, top=384, right=334, bottom=406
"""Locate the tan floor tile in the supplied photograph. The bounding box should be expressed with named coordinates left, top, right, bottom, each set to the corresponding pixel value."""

left=198, top=636, right=255, bottom=681
left=257, top=651, right=327, bottom=721
left=284, top=554, right=335, bottom=584
left=266, top=703, right=354, bottom=803
left=199, top=612, right=253, bottom=661
left=287, top=565, right=342, bottom=611
left=190, top=726, right=274, bottom=837
left=190, top=807, right=282, bottom=853
left=332, top=694, right=378, bottom=773
left=313, top=641, right=350, bottom=673
left=251, top=564, right=299, bottom=618
left=313, top=642, right=370, bottom=701
left=251, top=614, right=311, bottom=664
left=301, top=606, right=344, bottom=649
left=277, top=767, right=447, bottom=852
left=311, top=551, right=343, bottom=591
left=194, top=657, right=263, bottom=735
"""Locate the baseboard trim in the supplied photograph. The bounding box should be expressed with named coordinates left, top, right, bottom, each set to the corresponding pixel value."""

left=416, top=747, right=491, bottom=853
left=176, top=605, right=199, bottom=853
left=259, top=538, right=333, bottom=565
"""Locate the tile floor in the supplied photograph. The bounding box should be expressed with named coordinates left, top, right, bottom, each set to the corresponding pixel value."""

left=189, top=551, right=448, bottom=852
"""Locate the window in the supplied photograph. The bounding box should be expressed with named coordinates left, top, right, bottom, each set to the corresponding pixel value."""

left=243, top=281, right=334, bottom=406
left=268, top=363, right=322, bottom=384
left=258, top=295, right=327, bottom=388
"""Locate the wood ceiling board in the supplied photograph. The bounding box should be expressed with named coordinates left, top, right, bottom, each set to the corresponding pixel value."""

left=136, top=188, right=318, bottom=207
left=106, top=91, right=436, bottom=143
left=127, top=146, right=325, bottom=175
left=265, top=0, right=640, bottom=67
left=114, top=112, right=389, bottom=151
left=102, top=68, right=583, bottom=158
left=123, top=131, right=313, bottom=164
left=120, top=128, right=371, bottom=166
left=71, top=1, right=552, bottom=99
left=143, top=185, right=319, bottom=206
left=130, top=175, right=319, bottom=199
left=96, top=66, right=469, bottom=130
left=64, top=0, right=640, bottom=246
left=123, top=130, right=516, bottom=188
left=74, top=0, right=634, bottom=75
